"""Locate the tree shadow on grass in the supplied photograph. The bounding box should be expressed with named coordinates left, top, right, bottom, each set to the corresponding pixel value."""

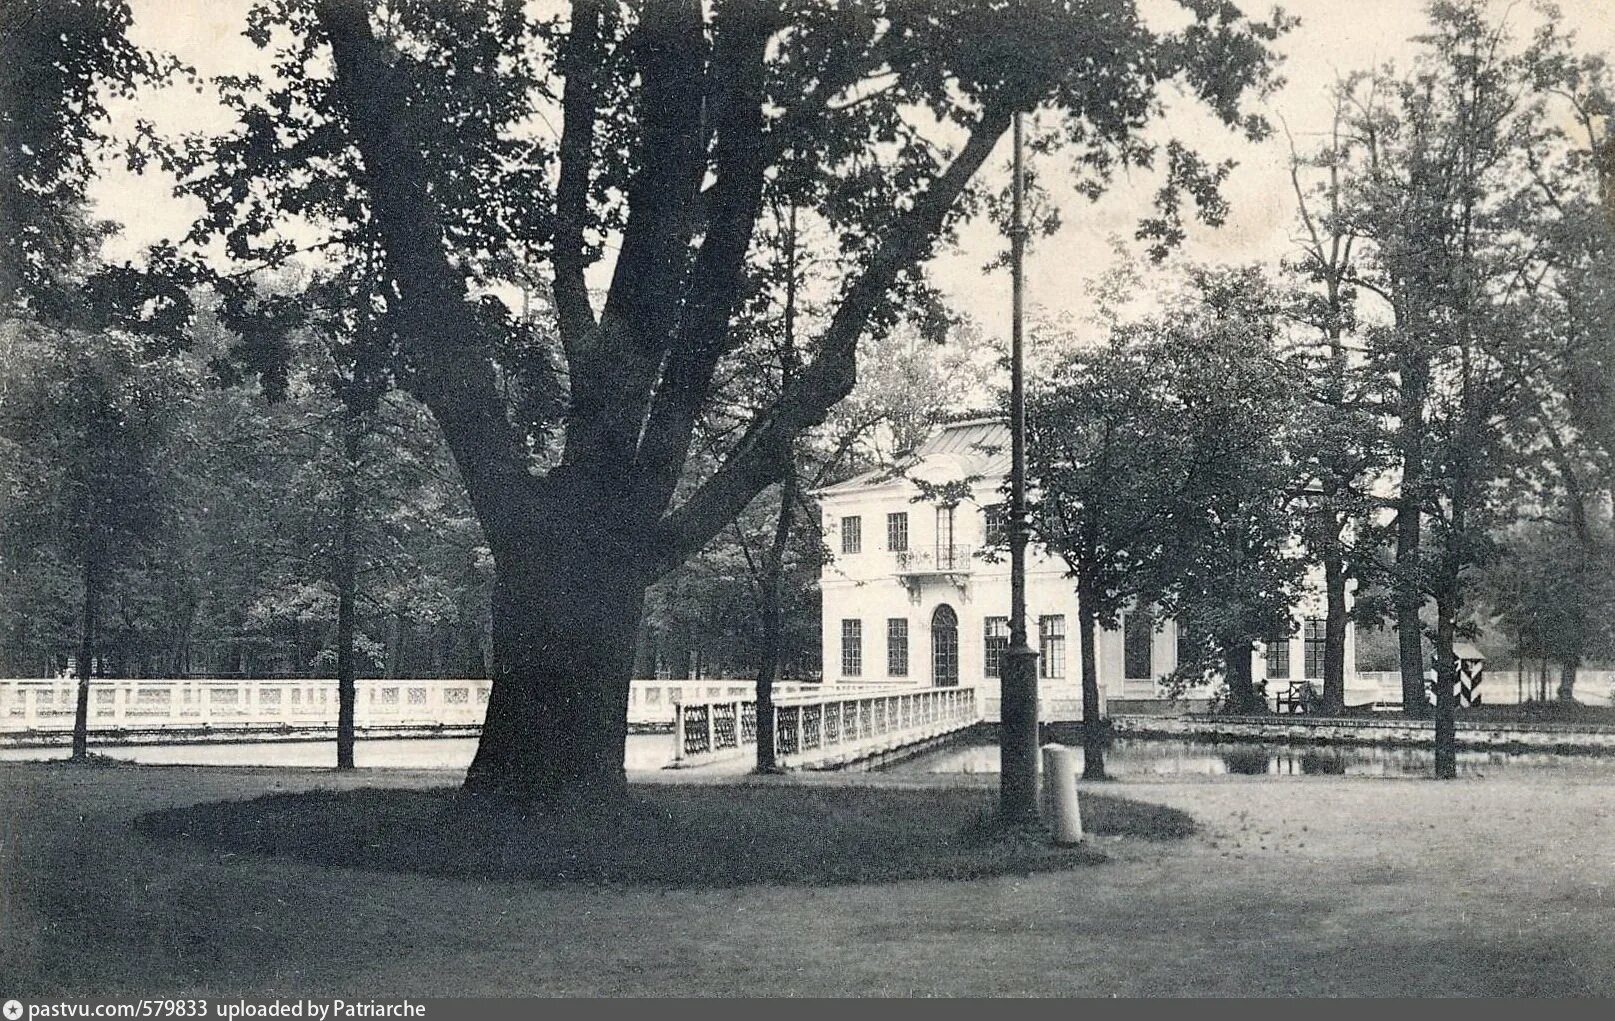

left=135, top=785, right=1194, bottom=888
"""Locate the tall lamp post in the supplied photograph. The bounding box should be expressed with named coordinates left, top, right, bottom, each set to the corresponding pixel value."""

left=999, top=109, right=1041, bottom=825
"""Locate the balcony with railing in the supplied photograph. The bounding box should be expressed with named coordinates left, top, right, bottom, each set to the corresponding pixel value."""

left=895, top=544, right=975, bottom=574
left=894, top=544, right=975, bottom=597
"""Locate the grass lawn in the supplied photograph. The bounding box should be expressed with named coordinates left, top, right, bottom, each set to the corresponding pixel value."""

left=2, top=763, right=1614, bottom=995
left=131, top=785, right=1196, bottom=887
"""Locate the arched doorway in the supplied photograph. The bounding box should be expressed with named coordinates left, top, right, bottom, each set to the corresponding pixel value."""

left=931, top=604, right=959, bottom=687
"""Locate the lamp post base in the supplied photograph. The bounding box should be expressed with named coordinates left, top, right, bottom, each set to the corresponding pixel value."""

left=999, top=644, right=1041, bottom=825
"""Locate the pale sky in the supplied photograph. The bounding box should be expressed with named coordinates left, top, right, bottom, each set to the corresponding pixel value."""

left=89, top=0, right=1615, bottom=340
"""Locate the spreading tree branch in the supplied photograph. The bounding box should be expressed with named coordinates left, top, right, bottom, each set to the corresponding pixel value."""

left=315, top=0, right=534, bottom=546
left=650, top=104, right=1014, bottom=574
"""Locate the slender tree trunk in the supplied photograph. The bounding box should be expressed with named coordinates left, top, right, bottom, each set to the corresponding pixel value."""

left=1430, top=454, right=1470, bottom=781
left=1223, top=639, right=1262, bottom=714
left=71, top=545, right=100, bottom=760
left=335, top=414, right=362, bottom=770
left=1075, top=574, right=1106, bottom=780
left=753, top=470, right=793, bottom=773
left=754, top=203, right=799, bottom=774
left=1432, top=591, right=1458, bottom=780
left=1322, top=541, right=1348, bottom=715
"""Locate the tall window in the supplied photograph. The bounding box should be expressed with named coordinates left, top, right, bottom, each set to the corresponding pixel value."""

left=935, top=505, right=956, bottom=551
left=984, top=504, right=1007, bottom=546
left=1303, top=618, right=1326, bottom=679
left=1039, top=615, right=1066, bottom=679
left=841, top=619, right=863, bottom=676
left=983, top=616, right=1009, bottom=678
left=840, top=515, right=861, bottom=554
left=1124, top=609, right=1154, bottom=679
left=886, top=512, right=909, bottom=552
left=1267, top=631, right=1291, bottom=680
left=887, top=618, right=909, bottom=676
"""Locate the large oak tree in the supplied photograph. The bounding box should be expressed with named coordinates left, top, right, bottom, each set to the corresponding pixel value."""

left=146, top=0, right=1286, bottom=805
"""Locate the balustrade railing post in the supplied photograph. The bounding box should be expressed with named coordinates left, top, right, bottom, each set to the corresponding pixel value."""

left=706, top=701, right=716, bottom=755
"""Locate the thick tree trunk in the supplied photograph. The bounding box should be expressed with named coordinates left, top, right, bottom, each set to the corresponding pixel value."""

left=1322, top=546, right=1348, bottom=715
left=1432, top=592, right=1458, bottom=780
left=1223, top=640, right=1263, bottom=714
left=71, top=546, right=100, bottom=760
left=465, top=522, right=649, bottom=807
left=1075, top=575, right=1106, bottom=780
left=335, top=415, right=361, bottom=770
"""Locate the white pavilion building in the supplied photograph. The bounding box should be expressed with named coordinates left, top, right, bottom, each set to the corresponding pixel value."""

left=814, top=418, right=1373, bottom=714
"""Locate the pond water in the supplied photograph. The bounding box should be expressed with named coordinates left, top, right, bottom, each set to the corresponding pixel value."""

left=881, top=735, right=1615, bottom=779
left=5, top=732, right=1614, bottom=778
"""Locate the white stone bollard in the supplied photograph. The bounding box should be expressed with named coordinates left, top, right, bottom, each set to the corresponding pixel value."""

left=1042, top=744, right=1083, bottom=845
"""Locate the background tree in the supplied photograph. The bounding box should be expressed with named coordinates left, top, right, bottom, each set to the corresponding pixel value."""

left=0, top=321, right=194, bottom=757
left=1283, top=90, right=1387, bottom=714
left=1151, top=269, right=1311, bottom=714
left=1504, top=36, right=1615, bottom=702
left=1337, top=2, right=1558, bottom=746
left=1478, top=521, right=1615, bottom=695
left=0, top=0, right=178, bottom=314
left=1027, top=317, right=1191, bottom=777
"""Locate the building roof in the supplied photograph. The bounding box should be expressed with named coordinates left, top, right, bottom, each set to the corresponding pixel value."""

left=815, top=417, right=1011, bottom=497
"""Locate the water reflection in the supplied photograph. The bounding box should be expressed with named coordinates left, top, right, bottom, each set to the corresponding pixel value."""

left=4, top=733, right=1612, bottom=778
left=882, top=737, right=1615, bottom=778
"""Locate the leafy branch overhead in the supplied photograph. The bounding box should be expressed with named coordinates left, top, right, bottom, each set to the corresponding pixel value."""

left=148, top=0, right=1288, bottom=570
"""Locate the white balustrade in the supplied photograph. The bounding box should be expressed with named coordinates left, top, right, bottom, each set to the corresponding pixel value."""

left=0, top=677, right=864, bottom=739
left=0, top=677, right=496, bottom=736
left=672, top=684, right=981, bottom=770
